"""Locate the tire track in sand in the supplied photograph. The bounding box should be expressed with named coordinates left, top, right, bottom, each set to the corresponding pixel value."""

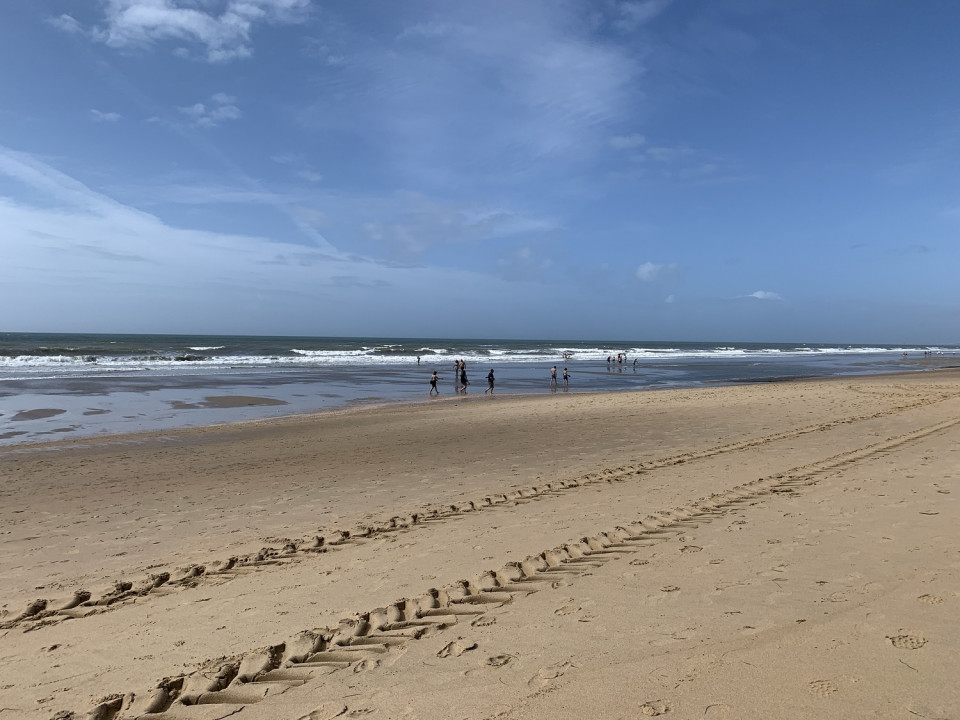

left=65, top=416, right=958, bottom=720
left=3, top=383, right=956, bottom=632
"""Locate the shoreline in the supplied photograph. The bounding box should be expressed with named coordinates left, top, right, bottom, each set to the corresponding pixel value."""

left=1, top=361, right=957, bottom=452
left=1, top=369, right=958, bottom=718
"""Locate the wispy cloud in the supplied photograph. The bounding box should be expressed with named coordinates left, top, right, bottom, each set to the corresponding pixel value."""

left=272, top=153, right=324, bottom=183
left=610, top=0, right=673, bottom=32
left=609, top=133, right=647, bottom=150
left=0, top=146, right=566, bottom=335
left=89, top=109, right=122, bottom=123
left=646, top=144, right=695, bottom=162
left=179, top=93, right=241, bottom=128
left=636, top=261, right=676, bottom=282
left=748, top=290, right=782, bottom=301
left=48, top=14, right=84, bottom=34
left=301, top=1, right=646, bottom=189
left=361, top=192, right=557, bottom=255
left=62, top=0, right=310, bottom=63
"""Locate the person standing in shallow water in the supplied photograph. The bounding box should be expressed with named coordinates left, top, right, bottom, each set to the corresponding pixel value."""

left=485, top=368, right=495, bottom=394
left=550, top=366, right=558, bottom=386
left=459, top=363, right=469, bottom=393
left=562, top=367, right=570, bottom=387
left=429, top=370, right=441, bottom=396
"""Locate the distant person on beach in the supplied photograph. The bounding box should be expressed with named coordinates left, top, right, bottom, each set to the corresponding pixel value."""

left=429, top=371, right=441, bottom=395
left=562, top=368, right=569, bottom=387
left=485, top=369, right=495, bottom=394
left=417, top=355, right=421, bottom=365
left=550, top=366, right=558, bottom=386
left=459, top=364, right=469, bottom=393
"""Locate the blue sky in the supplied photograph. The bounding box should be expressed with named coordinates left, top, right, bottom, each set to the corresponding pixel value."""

left=1, top=0, right=957, bottom=343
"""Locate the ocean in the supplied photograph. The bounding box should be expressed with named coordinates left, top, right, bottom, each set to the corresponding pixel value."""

left=1, top=332, right=956, bottom=446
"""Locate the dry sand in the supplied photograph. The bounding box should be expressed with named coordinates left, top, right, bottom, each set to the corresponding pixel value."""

left=0, top=371, right=958, bottom=719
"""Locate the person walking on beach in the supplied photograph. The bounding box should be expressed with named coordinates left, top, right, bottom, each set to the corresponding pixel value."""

left=485, top=368, right=495, bottom=394
left=459, top=363, right=469, bottom=393
left=429, top=370, right=441, bottom=395
left=562, top=368, right=570, bottom=387
left=550, top=366, right=558, bottom=386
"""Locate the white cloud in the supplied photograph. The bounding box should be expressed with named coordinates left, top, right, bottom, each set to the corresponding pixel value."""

left=748, top=290, right=782, bottom=301
left=0, top=146, right=566, bottom=336
left=636, top=261, right=676, bottom=282
left=89, top=109, right=122, bottom=123
left=48, top=13, right=84, bottom=34
left=76, top=0, right=310, bottom=63
left=179, top=93, right=241, bottom=127
left=302, top=2, right=644, bottom=183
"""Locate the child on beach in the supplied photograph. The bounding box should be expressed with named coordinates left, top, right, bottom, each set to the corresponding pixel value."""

left=429, top=371, right=441, bottom=395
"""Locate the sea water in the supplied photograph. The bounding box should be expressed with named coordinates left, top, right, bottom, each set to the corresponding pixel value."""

left=1, top=333, right=956, bottom=446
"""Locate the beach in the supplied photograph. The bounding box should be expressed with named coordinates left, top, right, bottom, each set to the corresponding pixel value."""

left=1, top=370, right=958, bottom=719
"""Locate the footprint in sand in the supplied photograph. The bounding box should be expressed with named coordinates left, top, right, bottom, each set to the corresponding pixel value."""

left=485, top=654, right=514, bottom=668
left=528, top=661, right=570, bottom=689
left=917, top=594, right=943, bottom=604
left=437, top=639, right=478, bottom=658
left=639, top=700, right=670, bottom=716
left=679, top=545, right=702, bottom=554
left=471, top=615, right=496, bottom=627
left=555, top=604, right=580, bottom=615
left=887, top=634, right=926, bottom=650
left=808, top=679, right=839, bottom=697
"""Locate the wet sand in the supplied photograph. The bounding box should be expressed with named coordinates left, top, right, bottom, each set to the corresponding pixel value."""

left=3, top=354, right=957, bottom=448
left=0, top=370, right=958, bottom=719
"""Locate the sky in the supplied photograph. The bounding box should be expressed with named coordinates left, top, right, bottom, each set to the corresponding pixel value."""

left=1, top=0, right=958, bottom=343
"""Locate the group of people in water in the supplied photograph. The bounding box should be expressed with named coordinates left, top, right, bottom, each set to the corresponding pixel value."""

left=549, top=365, right=570, bottom=387
left=430, top=361, right=576, bottom=396
left=607, top=352, right=637, bottom=368
left=429, top=360, right=496, bottom=396
left=427, top=352, right=644, bottom=395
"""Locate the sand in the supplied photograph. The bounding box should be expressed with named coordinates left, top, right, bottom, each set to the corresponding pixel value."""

left=0, top=371, right=958, bottom=719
